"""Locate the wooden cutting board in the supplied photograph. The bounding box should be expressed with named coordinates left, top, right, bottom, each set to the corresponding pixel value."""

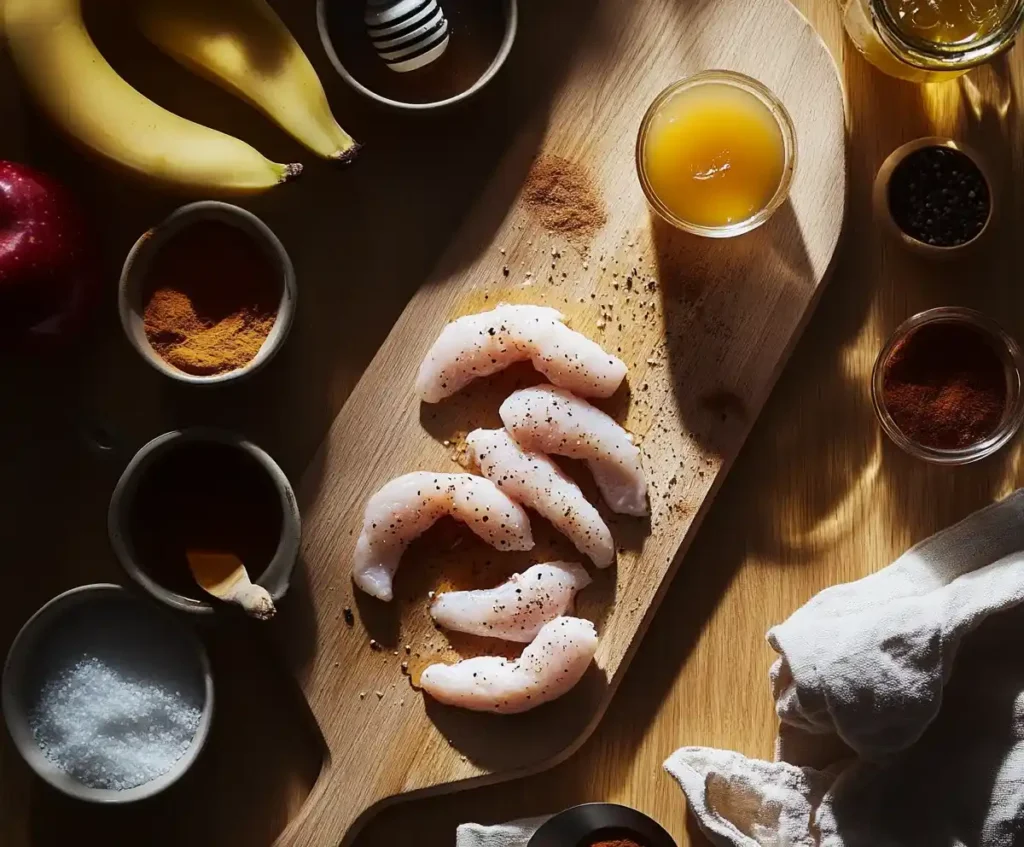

left=278, top=0, right=845, bottom=843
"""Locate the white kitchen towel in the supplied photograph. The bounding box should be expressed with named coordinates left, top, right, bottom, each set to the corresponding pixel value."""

left=457, top=816, right=547, bottom=847
left=667, top=489, right=1024, bottom=847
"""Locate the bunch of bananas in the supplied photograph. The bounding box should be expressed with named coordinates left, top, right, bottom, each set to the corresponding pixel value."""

left=3, top=0, right=360, bottom=194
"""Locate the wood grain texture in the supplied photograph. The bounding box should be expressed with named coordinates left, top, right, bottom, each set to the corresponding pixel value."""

left=7, top=1, right=1024, bottom=847
left=278, top=0, right=844, bottom=843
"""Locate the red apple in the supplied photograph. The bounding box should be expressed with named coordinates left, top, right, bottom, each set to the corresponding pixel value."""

left=0, top=161, right=100, bottom=349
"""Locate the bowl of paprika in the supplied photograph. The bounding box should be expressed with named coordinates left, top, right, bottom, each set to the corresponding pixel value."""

left=118, top=201, right=296, bottom=385
left=528, top=802, right=676, bottom=847
left=872, top=307, right=1024, bottom=464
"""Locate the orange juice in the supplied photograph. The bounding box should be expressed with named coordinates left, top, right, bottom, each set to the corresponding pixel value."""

left=641, top=81, right=787, bottom=230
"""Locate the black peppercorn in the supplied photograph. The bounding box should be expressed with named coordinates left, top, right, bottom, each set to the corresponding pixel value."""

left=887, top=145, right=990, bottom=247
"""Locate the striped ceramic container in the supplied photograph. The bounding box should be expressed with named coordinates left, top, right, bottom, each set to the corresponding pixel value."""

left=364, top=0, right=450, bottom=73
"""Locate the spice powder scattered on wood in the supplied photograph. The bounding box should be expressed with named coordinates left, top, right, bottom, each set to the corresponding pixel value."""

left=881, top=321, right=1006, bottom=449
left=522, top=155, right=607, bottom=247
left=142, top=220, right=281, bottom=376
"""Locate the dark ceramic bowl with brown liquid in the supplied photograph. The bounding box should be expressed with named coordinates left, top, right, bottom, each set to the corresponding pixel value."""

left=317, top=0, right=517, bottom=111
left=108, top=428, right=301, bottom=615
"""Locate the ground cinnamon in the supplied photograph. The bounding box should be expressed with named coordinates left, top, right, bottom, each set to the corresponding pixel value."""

left=142, top=220, right=280, bottom=376
left=586, top=839, right=645, bottom=847
left=882, top=321, right=1007, bottom=449
left=523, top=155, right=607, bottom=247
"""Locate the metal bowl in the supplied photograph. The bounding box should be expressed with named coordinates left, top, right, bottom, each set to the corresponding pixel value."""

left=2, top=584, right=214, bottom=803
left=528, top=802, right=677, bottom=847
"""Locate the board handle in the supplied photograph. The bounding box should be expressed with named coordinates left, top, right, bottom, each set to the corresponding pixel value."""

left=275, top=758, right=375, bottom=847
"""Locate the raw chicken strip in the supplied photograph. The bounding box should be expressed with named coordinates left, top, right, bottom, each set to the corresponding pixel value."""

left=500, top=385, right=648, bottom=516
left=466, top=428, right=615, bottom=567
left=354, top=472, right=534, bottom=602
left=430, top=562, right=592, bottom=642
left=420, top=616, right=598, bottom=714
left=416, top=303, right=627, bottom=403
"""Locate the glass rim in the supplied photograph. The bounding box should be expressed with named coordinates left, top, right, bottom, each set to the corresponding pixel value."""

left=870, top=307, right=1024, bottom=465
left=870, top=0, right=1024, bottom=70
left=634, top=70, right=798, bottom=239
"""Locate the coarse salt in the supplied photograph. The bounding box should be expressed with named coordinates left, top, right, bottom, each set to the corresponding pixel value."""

left=28, top=655, right=201, bottom=791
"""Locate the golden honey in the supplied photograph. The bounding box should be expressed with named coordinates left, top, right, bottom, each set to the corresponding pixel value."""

left=840, top=0, right=1024, bottom=81
left=882, top=0, right=1012, bottom=43
left=638, top=74, right=792, bottom=235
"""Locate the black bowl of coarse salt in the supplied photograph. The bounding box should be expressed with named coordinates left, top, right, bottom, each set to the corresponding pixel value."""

left=873, top=137, right=994, bottom=258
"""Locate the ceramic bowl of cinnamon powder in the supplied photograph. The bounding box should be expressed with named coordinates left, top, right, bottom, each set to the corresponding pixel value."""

left=119, top=202, right=295, bottom=385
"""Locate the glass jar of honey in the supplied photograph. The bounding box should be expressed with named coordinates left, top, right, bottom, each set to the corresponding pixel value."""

left=840, top=0, right=1024, bottom=81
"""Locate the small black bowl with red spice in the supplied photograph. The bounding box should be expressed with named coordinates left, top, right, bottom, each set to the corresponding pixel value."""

left=528, top=802, right=676, bottom=847
left=872, top=307, right=1024, bottom=465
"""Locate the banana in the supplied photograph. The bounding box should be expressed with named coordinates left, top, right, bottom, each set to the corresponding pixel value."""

left=2, top=0, right=302, bottom=193
left=138, top=0, right=360, bottom=163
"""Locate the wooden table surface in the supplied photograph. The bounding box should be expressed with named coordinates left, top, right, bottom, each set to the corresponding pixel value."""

left=2, top=1, right=1023, bottom=845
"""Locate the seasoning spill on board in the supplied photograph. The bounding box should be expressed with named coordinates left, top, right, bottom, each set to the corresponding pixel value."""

left=522, top=156, right=607, bottom=248
left=128, top=441, right=283, bottom=600
left=142, top=220, right=281, bottom=376
left=887, top=145, right=990, bottom=247
left=28, top=655, right=201, bottom=790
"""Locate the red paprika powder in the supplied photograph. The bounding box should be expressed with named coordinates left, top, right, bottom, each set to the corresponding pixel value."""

left=881, top=321, right=1006, bottom=450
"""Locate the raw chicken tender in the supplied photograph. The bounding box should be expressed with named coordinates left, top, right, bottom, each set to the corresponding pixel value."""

left=500, top=385, right=648, bottom=516
left=420, top=616, right=598, bottom=713
left=416, top=304, right=627, bottom=403
left=430, top=562, right=592, bottom=642
left=354, top=472, right=534, bottom=601
left=466, top=428, right=615, bottom=567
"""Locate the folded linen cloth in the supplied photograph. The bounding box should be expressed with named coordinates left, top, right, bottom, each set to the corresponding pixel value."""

left=457, top=816, right=547, bottom=847
left=668, top=490, right=1024, bottom=847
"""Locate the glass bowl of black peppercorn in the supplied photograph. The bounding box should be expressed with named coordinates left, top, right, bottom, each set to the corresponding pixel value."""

left=873, top=138, right=994, bottom=258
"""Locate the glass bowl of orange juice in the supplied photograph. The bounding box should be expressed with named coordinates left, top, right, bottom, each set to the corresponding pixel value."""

left=636, top=70, right=797, bottom=238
